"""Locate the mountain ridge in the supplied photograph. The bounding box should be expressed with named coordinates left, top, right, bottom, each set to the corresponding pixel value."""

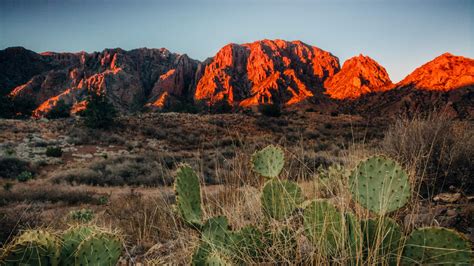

left=1, top=40, right=473, bottom=118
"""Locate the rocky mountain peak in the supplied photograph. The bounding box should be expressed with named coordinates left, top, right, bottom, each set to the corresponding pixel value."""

left=396, top=53, right=474, bottom=91
left=194, top=39, right=340, bottom=107
left=324, top=54, right=393, bottom=99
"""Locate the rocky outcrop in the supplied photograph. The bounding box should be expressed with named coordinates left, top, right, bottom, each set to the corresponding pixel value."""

left=397, top=53, right=474, bottom=91
left=340, top=53, right=474, bottom=118
left=3, top=48, right=200, bottom=117
left=195, top=39, right=340, bottom=107
left=0, top=47, right=55, bottom=96
left=324, top=54, right=393, bottom=99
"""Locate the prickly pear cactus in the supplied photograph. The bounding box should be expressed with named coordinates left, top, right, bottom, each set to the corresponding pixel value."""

left=202, top=216, right=231, bottom=247
left=204, top=252, right=231, bottom=265
left=175, top=165, right=203, bottom=226
left=251, top=145, right=284, bottom=178
left=402, top=227, right=473, bottom=265
left=74, top=232, right=122, bottom=266
left=0, top=230, right=60, bottom=266
left=192, top=242, right=212, bottom=266
left=192, top=216, right=231, bottom=265
left=361, top=217, right=402, bottom=265
left=60, top=226, right=95, bottom=265
left=345, top=212, right=363, bottom=263
left=229, top=225, right=265, bottom=261
left=261, top=179, right=303, bottom=220
left=303, top=200, right=345, bottom=255
left=349, top=155, right=411, bottom=214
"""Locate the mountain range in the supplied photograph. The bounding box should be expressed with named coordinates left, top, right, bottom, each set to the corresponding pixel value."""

left=1, top=39, right=473, bottom=118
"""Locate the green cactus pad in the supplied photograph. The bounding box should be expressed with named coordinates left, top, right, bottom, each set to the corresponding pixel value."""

left=402, top=227, right=473, bottom=265
left=0, top=230, right=60, bottom=266
left=349, top=155, right=411, bottom=214
left=74, top=232, right=122, bottom=266
left=192, top=242, right=212, bottom=266
left=202, top=216, right=231, bottom=247
left=251, top=145, right=285, bottom=178
left=361, top=217, right=402, bottom=264
left=60, top=226, right=95, bottom=265
left=303, top=200, right=345, bottom=255
left=205, top=252, right=231, bottom=265
left=261, top=179, right=303, bottom=220
left=229, top=225, right=265, bottom=260
left=175, top=165, right=203, bottom=226
left=345, top=212, right=363, bottom=262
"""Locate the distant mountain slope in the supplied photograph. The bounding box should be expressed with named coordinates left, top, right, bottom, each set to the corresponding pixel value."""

left=4, top=47, right=199, bottom=117
left=0, top=41, right=472, bottom=118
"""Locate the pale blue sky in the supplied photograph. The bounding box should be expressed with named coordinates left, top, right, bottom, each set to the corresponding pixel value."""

left=0, top=0, right=472, bottom=81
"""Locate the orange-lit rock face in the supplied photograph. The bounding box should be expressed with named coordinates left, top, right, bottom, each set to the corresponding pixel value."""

left=324, top=54, right=393, bottom=99
left=6, top=47, right=199, bottom=117
left=195, top=39, right=340, bottom=106
left=396, top=53, right=474, bottom=91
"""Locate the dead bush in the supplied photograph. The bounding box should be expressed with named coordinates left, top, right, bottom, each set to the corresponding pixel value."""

left=381, top=114, right=474, bottom=194
left=0, top=205, right=43, bottom=244
left=52, top=155, right=173, bottom=186
left=105, top=190, right=184, bottom=256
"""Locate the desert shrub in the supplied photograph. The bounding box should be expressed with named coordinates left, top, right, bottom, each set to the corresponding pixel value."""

left=209, top=100, right=233, bottom=114
left=0, top=185, right=102, bottom=206
left=0, top=206, right=43, bottom=244
left=2, top=182, right=13, bottom=191
left=52, top=155, right=173, bottom=186
left=9, top=96, right=36, bottom=118
left=0, top=157, right=30, bottom=179
left=162, top=100, right=200, bottom=114
left=82, top=92, right=117, bottom=129
left=46, top=100, right=71, bottom=119
left=0, top=95, right=14, bottom=118
left=381, top=114, right=474, bottom=194
left=258, top=102, right=282, bottom=117
left=16, top=171, right=33, bottom=182
left=106, top=191, right=180, bottom=254
left=69, top=208, right=94, bottom=222
left=46, top=146, right=62, bottom=157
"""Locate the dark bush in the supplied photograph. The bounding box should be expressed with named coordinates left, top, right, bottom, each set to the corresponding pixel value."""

left=162, top=101, right=200, bottom=114
left=209, top=100, right=233, bottom=114
left=16, top=171, right=33, bottom=182
left=46, top=146, right=63, bottom=157
left=0, top=95, right=35, bottom=118
left=46, top=100, right=71, bottom=119
left=82, top=92, right=117, bottom=129
left=0, top=157, right=30, bottom=179
left=258, top=102, right=282, bottom=117
left=0, top=95, right=13, bottom=118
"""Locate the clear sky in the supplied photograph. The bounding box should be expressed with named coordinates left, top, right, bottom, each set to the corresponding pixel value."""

left=0, top=0, right=472, bottom=82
